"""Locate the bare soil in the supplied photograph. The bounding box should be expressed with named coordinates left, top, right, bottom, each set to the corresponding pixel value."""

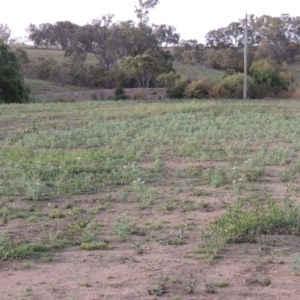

left=1, top=157, right=300, bottom=300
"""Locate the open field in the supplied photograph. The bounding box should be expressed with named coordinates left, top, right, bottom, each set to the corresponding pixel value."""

left=1, top=99, right=300, bottom=299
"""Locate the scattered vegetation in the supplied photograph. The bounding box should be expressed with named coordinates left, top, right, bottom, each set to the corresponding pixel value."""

left=200, top=196, right=300, bottom=259
left=1, top=99, right=300, bottom=298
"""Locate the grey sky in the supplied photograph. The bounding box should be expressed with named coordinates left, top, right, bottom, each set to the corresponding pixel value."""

left=1, top=0, right=298, bottom=43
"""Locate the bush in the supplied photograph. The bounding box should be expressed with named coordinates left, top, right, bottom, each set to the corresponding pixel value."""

left=210, top=82, right=230, bottom=99
left=157, top=71, right=181, bottom=88
left=0, top=40, right=29, bottom=103
left=213, top=73, right=257, bottom=99
left=249, top=59, right=289, bottom=97
left=113, top=86, right=129, bottom=100
left=185, top=78, right=211, bottom=99
left=167, top=77, right=190, bottom=99
left=157, top=71, right=189, bottom=99
left=220, top=73, right=244, bottom=98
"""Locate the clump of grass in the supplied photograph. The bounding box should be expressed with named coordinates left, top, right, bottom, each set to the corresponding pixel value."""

left=49, top=209, right=65, bottom=219
left=20, top=261, right=32, bottom=270
left=41, top=252, right=54, bottom=263
left=215, top=281, right=228, bottom=288
left=23, top=286, right=33, bottom=296
left=291, top=254, right=300, bottom=275
left=185, top=271, right=197, bottom=293
left=202, top=167, right=228, bottom=187
left=69, top=207, right=86, bottom=216
left=113, top=216, right=132, bottom=242
left=132, top=179, right=157, bottom=208
left=62, top=201, right=74, bottom=209
left=152, top=157, right=164, bottom=173
left=180, top=200, right=196, bottom=212
left=80, top=241, right=113, bottom=250
left=131, top=240, right=146, bottom=254
left=259, top=276, right=271, bottom=286
left=232, top=166, right=265, bottom=183
left=200, top=196, right=300, bottom=259
left=0, top=232, right=49, bottom=260
left=26, top=181, right=47, bottom=201
left=278, top=168, right=295, bottom=182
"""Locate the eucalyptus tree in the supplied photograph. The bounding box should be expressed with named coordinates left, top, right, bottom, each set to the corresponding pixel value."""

left=134, top=0, right=160, bottom=24
left=26, top=23, right=55, bottom=48
left=0, top=24, right=11, bottom=43
left=120, top=54, right=159, bottom=89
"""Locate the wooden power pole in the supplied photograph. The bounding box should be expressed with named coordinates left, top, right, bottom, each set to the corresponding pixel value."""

left=243, top=13, right=248, bottom=99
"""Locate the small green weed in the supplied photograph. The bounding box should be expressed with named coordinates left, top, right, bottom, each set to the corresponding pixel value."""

left=20, top=261, right=32, bottom=269
left=202, top=167, right=228, bottom=187
left=26, top=181, right=47, bottom=201
left=215, top=281, right=228, bottom=288
left=49, top=209, right=65, bottom=218
left=185, top=271, right=197, bottom=293
left=80, top=241, right=113, bottom=250
left=291, top=254, right=300, bottom=275
left=41, top=252, right=54, bottom=263
left=278, top=168, right=295, bottom=182
left=259, top=276, right=271, bottom=286
left=113, top=216, right=132, bottom=242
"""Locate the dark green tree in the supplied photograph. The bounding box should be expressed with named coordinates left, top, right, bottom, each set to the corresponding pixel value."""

left=0, top=40, right=29, bottom=103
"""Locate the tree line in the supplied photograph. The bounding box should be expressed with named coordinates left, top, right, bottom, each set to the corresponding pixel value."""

left=24, top=13, right=300, bottom=70
left=1, top=0, right=300, bottom=103
left=175, top=14, right=300, bottom=69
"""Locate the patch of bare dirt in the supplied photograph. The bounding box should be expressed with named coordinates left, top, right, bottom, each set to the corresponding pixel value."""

left=1, top=237, right=300, bottom=299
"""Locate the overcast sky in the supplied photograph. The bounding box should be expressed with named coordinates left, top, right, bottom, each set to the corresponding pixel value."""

left=1, top=0, right=298, bottom=43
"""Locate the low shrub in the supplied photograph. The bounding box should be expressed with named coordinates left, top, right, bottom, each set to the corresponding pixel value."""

left=185, top=78, right=211, bottom=99
left=167, top=77, right=190, bottom=99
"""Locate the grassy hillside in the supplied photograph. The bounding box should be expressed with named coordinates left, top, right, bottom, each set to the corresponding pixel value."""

left=25, top=78, right=89, bottom=95
left=288, top=60, right=300, bottom=83
left=10, top=44, right=96, bottom=65
left=173, top=61, right=224, bottom=82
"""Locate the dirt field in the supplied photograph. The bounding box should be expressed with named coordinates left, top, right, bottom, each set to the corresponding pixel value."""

left=1, top=100, right=300, bottom=300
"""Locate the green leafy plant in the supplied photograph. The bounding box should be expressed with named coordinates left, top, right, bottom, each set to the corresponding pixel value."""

left=113, top=216, right=132, bottom=242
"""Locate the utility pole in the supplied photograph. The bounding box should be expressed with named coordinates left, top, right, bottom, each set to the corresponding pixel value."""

left=243, top=13, right=248, bottom=99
